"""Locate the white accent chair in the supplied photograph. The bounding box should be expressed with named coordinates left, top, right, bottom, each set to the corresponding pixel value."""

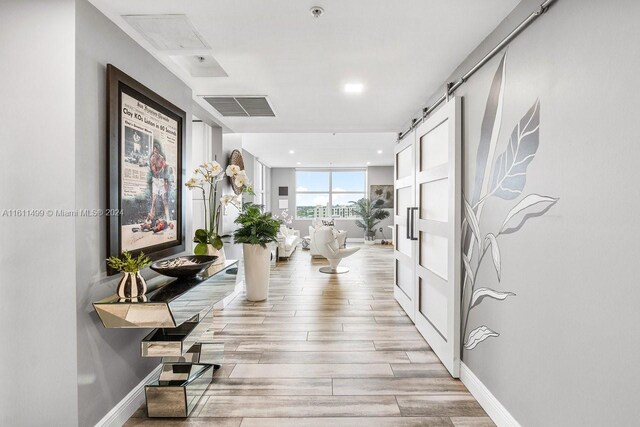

left=276, top=225, right=301, bottom=259
left=308, top=223, right=347, bottom=258
left=311, top=226, right=359, bottom=274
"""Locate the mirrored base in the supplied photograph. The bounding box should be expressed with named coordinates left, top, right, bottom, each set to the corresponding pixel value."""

left=145, top=363, right=215, bottom=418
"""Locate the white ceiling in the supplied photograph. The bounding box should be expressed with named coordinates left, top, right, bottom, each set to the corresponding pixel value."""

left=241, top=133, right=397, bottom=168
left=90, top=0, right=518, bottom=133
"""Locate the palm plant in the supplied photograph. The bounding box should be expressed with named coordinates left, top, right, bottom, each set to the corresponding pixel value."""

left=233, top=203, right=281, bottom=248
left=349, top=198, right=390, bottom=241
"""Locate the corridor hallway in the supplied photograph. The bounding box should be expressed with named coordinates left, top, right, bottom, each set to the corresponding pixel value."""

left=127, top=245, right=491, bottom=426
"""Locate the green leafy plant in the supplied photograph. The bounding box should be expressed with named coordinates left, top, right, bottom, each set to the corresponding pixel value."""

left=349, top=198, right=390, bottom=234
left=106, top=251, right=151, bottom=273
left=233, top=203, right=281, bottom=248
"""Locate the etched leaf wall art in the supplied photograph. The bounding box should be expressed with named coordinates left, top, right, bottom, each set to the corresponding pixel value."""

left=465, top=326, right=500, bottom=350
left=489, top=99, right=540, bottom=200
left=461, top=52, right=559, bottom=351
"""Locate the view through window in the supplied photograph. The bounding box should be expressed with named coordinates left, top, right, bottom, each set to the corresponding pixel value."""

left=253, top=161, right=267, bottom=208
left=296, top=169, right=366, bottom=219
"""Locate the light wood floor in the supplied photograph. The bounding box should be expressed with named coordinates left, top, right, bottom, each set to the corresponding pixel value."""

left=127, top=244, right=492, bottom=427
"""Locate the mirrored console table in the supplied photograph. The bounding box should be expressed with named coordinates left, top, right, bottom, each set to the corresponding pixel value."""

left=93, top=259, right=240, bottom=418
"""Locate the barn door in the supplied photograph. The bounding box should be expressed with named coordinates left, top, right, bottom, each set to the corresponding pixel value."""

left=413, top=98, right=461, bottom=377
left=393, top=130, right=416, bottom=320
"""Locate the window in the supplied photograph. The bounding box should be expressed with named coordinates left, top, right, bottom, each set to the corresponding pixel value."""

left=253, top=161, right=268, bottom=209
left=295, top=169, right=366, bottom=219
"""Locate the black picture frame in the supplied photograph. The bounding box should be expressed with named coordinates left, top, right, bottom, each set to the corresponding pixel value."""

left=107, top=64, right=186, bottom=274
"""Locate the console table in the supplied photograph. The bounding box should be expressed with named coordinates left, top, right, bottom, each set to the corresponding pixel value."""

left=93, top=259, right=240, bottom=417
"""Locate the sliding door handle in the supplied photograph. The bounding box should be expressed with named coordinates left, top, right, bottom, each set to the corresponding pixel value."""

left=410, top=207, right=419, bottom=241
left=406, top=207, right=412, bottom=239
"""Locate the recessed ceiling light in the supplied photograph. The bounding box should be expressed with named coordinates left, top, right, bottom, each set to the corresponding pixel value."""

left=289, top=150, right=295, bottom=154
left=297, top=162, right=301, bottom=165
left=366, top=161, right=371, bottom=165
left=377, top=150, right=383, bottom=154
left=344, top=83, right=364, bottom=94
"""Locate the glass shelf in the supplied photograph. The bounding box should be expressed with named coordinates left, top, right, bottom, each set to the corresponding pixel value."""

left=93, top=260, right=238, bottom=328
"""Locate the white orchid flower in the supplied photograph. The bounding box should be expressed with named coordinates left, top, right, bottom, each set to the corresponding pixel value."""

left=226, top=164, right=241, bottom=177
left=220, top=194, right=239, bottom=207
left=234, top=173, right=250, bottom=188
left=210, top=161, right=222, bottom=174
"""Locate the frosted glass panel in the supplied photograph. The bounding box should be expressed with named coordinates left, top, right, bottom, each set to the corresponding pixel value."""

left=420, top=119, right=448, bottom=171
left=396, top=146, right=412, bottom=179
left=396, top=260, right=414, bottom=299
left=396, top=187, right=411, bottom=217
left=419, top=232, right=448, bottom=280
left=396, top=224, right=411, bottom=256
left=420, top=178, right=448, bottom=222
left=419, top=277, right=448, bottom=337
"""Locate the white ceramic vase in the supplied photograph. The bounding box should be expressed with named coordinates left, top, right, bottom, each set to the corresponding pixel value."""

left=206, top=244, right=226, bottom=265
left=243, top=243, right=271, bottom=301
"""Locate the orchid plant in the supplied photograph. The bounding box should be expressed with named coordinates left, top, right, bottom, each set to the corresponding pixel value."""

left=185, top=161, right=252, bottom=254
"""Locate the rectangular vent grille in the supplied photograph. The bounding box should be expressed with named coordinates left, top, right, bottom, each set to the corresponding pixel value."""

left=203, top=97, right=275, bottom=117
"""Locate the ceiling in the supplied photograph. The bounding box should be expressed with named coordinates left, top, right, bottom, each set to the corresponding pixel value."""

left=240, top=133, right=397, bottom=168
left=90, top=0, right=519, bottom=133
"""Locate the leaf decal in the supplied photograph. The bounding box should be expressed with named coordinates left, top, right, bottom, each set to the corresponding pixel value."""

left=471, top=53, right=507, bottom=207
left=465, top=54, right=507, bottom=252
left=464, top=326, right=500, bottom=350
left=489, top=99, right=540, bottom=200
left=471, top=288, right=515, bottom=309
left=462, top=253, right=474, bottom=285
left=464, top=197, right=481, bottom=248
left=484, top=233, right=501, bottom=281
left=500, top=193, right=559, bottom=233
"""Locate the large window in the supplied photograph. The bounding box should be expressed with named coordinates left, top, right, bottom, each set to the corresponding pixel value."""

left=253, top=161, right=268, bottom=209
left=296, top=169, right=366, bottom=219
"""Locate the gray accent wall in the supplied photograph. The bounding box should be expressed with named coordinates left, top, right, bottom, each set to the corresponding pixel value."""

left=0, top=1, right=78, bottom=425
left=416, top=0, right=640, bottom=425
left=75, top=1, right=194, bottom=425
left=270, top=166, right=394, bottom=240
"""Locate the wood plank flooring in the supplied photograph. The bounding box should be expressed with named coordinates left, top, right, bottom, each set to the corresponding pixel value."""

left=126, top=244, right=492, bottom=427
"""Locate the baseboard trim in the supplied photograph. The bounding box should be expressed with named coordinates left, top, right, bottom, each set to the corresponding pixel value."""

left=96, top=364, right=162, bottom=427
left=460, top=362, right=521, bottom=427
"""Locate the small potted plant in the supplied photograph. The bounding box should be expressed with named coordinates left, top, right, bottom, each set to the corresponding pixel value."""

left=233, top=203, right=281, bottom=301
left=106, top=251, right=152, bottom=298
left=349, top=198, right=391, bottom=245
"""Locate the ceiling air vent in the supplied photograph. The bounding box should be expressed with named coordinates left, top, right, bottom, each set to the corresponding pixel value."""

left=203, top=97, right=275, bottom=117
left=122, top=15, right=209, bottom=51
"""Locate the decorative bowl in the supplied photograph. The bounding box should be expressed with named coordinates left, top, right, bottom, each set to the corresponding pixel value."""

left=150, top=255, right=218, bottom=278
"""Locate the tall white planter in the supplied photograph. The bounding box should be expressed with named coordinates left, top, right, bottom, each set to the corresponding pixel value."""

left=243, top=243, right=271, bottom=301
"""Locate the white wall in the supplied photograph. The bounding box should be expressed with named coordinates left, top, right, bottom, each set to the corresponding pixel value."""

left=192, top=122, right=224, bottom=234
left=0, top=0, right=78, bottom=425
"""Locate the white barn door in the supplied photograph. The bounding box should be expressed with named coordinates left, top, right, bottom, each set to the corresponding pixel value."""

left=393, top=130, right=416, bottom=321
left=413, top=98, right=461, bottom=377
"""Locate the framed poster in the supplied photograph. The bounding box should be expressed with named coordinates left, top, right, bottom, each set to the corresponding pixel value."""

left=370, top=184, right=394, bottom=208
left=107, top=64, right=186, bottom=273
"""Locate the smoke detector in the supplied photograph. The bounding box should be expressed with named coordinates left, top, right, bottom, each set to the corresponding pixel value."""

left=310, top=6, right=324, bottom=18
